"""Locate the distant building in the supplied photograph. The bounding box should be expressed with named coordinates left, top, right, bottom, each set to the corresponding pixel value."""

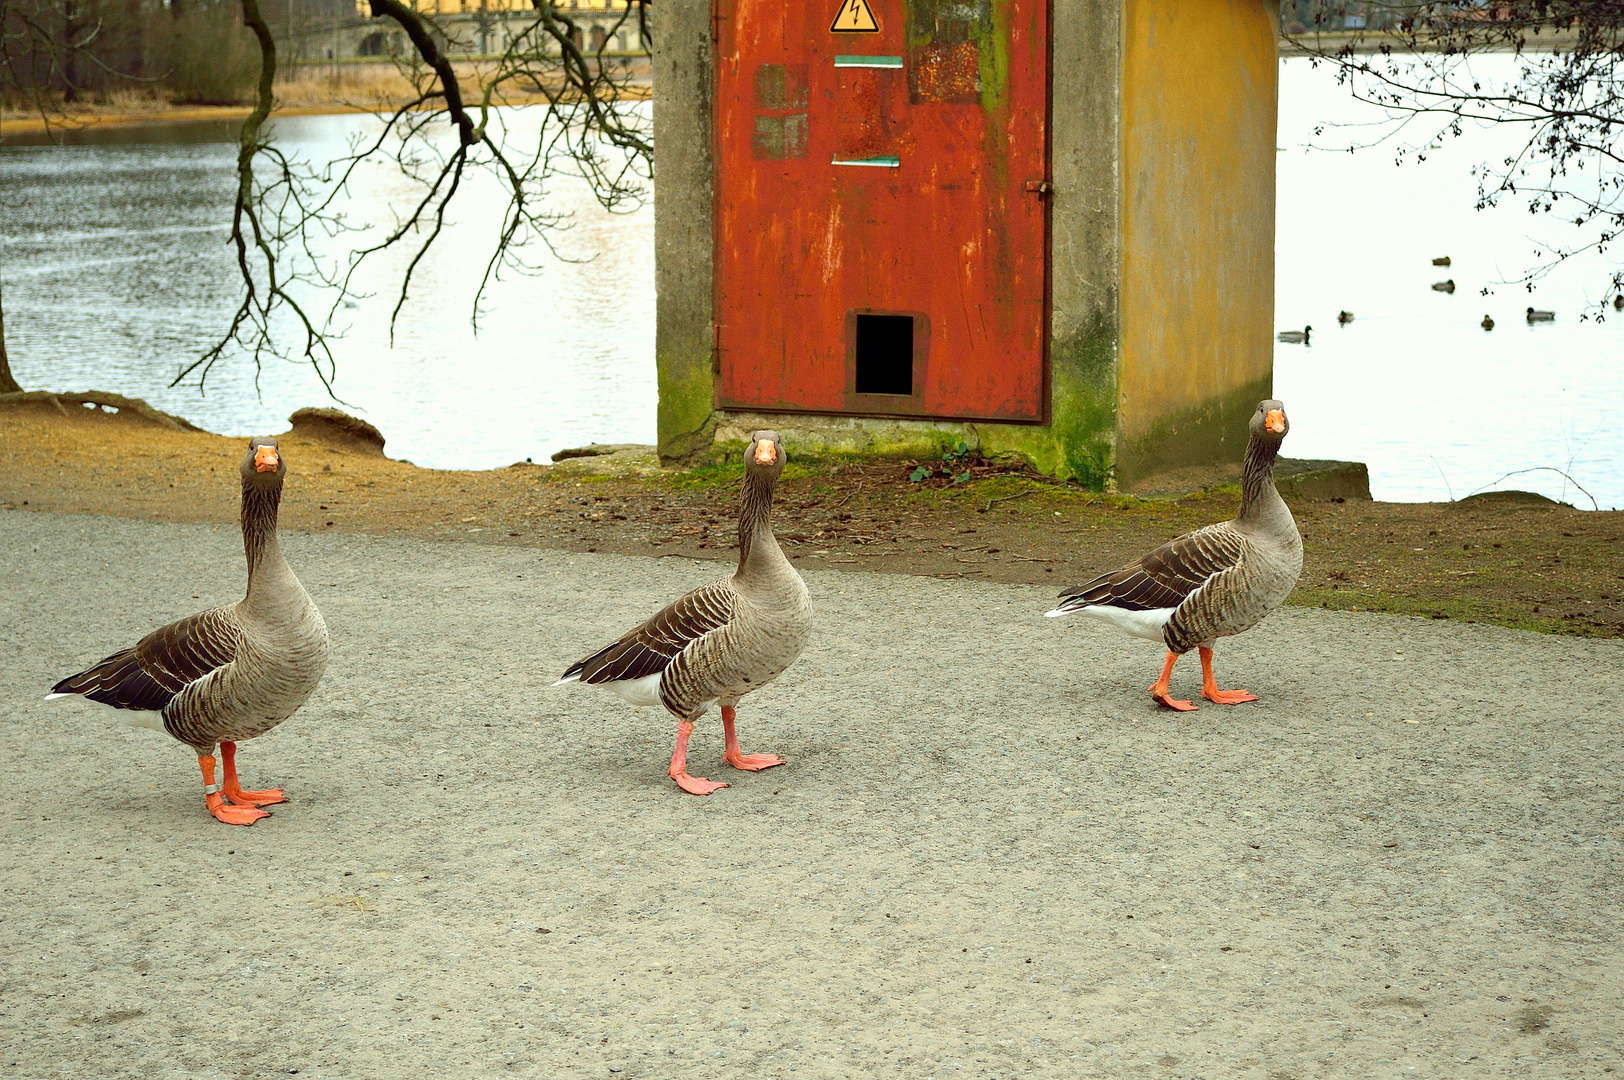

left=301, top=0, right=647, bottom=62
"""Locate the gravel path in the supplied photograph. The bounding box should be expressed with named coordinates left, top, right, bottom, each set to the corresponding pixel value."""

left=1, top=509, right=1619, bottom=1079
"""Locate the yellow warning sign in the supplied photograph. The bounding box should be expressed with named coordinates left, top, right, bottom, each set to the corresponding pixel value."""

left=829, top=0, right=880, bottom=34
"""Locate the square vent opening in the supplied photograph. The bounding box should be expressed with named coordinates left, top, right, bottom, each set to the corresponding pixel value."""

left=854, top=314, right=914, bottom=395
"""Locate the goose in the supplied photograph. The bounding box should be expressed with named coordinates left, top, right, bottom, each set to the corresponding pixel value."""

left=46, top=438, right=329, bottom=825
left=1047, top=400, right=1302, bottom=711
left=1526, top=306, right=1555, bottom=322
left=1431, top=279, right=1456, bottom=293
left=1276, top=325, right=1311, bottom=344
left=554, top=430, right=812, bottom=795
left=1432, top=256, right=1452, bottom=266
left=1481, top=314, right=1495, bottom=330
left=1337, top=311, right=1354, bottom=325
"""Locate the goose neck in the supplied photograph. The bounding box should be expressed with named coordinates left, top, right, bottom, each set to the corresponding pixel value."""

left=735, top=470, right=784, bottom=577
left=1237, top=434, right=1285, bottom=523
left=241, top=481, right=289, bottom=600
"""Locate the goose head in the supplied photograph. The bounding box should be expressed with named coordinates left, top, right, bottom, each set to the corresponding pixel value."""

left=1250, top=399, right=1289, bottom=442
left=241, top=436, right=286, bottom=487
left=746, top=430, right=787, bottom=480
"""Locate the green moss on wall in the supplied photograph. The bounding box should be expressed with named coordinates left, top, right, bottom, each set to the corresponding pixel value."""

left=976, top=310, right=1118, bottom=489
left=656, top=345, right=719, bottom=465
left=1114, top=373, right=1273, bottom=488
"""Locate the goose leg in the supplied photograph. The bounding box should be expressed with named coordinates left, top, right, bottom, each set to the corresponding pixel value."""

left=220, top=741, right=287, bottom=807
left=721, top=706, right=784, bottom=771
left=1198, top=647, right=1258, bottom=705
left=668, top=720, right=728, bottom=795
left=1148, top=650, right=1198, bottom=712
left=198, top=754, right=269, bottom=825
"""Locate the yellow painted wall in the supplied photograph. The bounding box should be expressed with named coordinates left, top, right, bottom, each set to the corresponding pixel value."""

left=1118, top=0, right=1278, bottom=483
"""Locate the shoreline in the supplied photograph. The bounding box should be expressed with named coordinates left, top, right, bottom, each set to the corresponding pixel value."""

left=0, top=102, right=383, bottom=139
left=1, top=392, right=1618, bottom=640
left=0, top=31, right=1566, bottom=141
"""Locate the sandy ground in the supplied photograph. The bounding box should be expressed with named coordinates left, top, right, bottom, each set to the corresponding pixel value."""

left=1, top=509, right=1619, bottom=1078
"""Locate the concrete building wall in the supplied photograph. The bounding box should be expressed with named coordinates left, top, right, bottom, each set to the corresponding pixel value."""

left=1115, top=0, right=1278, bottom=486
left=654, top=0, right=1279, bottom=488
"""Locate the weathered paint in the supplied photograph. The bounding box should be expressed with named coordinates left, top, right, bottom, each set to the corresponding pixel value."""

left=657, top=0, right=1279, bottom=488
left=976, top=309, right=1117, bottom=486
left=712, top=0, right=1048, bottom=422
left=1116, top=0, right=1278, bottom=486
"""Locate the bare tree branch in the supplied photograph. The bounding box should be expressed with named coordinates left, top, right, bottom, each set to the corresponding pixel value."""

left=1285, top=2, right=1624, bottom=314
left=180, top=0, right=655, bottom=394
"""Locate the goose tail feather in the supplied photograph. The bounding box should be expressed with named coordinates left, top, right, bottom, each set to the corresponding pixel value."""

left=49, top=648, right=176, bottom=712
left=1046, top=594, right=1093, bottom=617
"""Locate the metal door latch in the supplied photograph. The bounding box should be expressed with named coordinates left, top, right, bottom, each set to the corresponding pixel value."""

left=1024, top=180, right=1053, bottom=198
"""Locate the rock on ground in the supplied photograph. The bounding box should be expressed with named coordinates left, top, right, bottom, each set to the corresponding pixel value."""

left=1, top=510, right=1619, bottom=1078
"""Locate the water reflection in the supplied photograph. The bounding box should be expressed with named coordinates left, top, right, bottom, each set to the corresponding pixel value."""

left=2, top=109, right=655, bottom=470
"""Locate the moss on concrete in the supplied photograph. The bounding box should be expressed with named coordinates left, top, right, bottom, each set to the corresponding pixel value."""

left=655, top=345, right=719, bottom=465
left=1114, top=374, right=1272, bottom=489
left=976, top=310, right=1118, bottom=488
left=709, top=411, right=979, bottom=465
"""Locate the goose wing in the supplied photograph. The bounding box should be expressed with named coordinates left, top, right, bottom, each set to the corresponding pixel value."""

left=559, top=580, right=738, bottom=685
left=51, top=607, right=244, bottom=711
left=1054, top=524, right=1247, bottom=613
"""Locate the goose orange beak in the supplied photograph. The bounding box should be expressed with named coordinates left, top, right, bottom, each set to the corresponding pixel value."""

left=1264, top=410, right=1286, bottom=434
left=754, top=441, right=777, bottom=465
left=254, top=446, right=280, bottom=473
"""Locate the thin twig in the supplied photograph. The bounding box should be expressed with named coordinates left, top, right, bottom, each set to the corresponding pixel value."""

left=981, top=487, right=1038, bottom=514
left=1465, top=467, right=1600, bottom=510
left=1429, top=456, right=1455, bottom=502
left=835, top=481, right=865, bottom=508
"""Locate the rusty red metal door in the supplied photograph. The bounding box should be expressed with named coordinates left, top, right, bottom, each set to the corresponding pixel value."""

left=713, top=0, right=1049, bottom=422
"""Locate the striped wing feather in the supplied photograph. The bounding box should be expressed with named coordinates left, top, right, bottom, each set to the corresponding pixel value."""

left=52, top=607, right=244, bottom=711
left=563, top=580, right=738, bottom=685
left=1059, top=525, right=1247, bottom=611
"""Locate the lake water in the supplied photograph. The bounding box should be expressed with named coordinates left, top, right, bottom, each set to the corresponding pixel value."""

left=0, top=109, right=656, bottom=470
left=3, top=57, right=1621, bottom=506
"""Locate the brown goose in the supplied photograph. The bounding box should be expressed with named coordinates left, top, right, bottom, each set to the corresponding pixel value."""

left=1047, top=401, right=1302, bottom=711
left=47, top=438, right=329, bottom=825
left=554, top=430, right=812, bottom=795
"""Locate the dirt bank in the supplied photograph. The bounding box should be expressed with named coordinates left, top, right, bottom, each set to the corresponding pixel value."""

left=0, top=397, right=1618, bottom=638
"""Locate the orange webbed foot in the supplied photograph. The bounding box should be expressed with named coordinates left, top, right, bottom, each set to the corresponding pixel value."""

left=724, top=750, right=784, bottom=772
left=1202, top=688, right=1259, bottom=705
left=225, top=786, right=286, bottom=808
left=1150, top=687, right=1199, bottom=712
left=670, top=770, right=729, bottom=796
left=206, top=793, right=269, bottom=826
left=1195, top=647, right=1256, bottom=706
left=1148, top=651, right=1197, bottom=711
